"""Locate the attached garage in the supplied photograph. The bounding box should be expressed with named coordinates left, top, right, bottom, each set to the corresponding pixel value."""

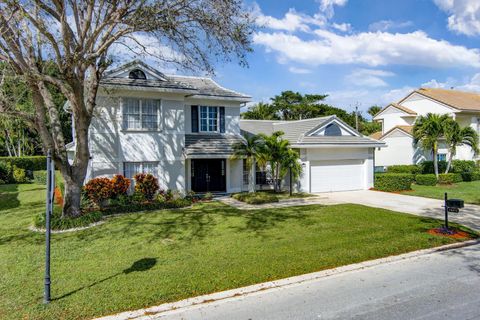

left=240, top=116, right=386, bottom=193
left=310, top=160, right=365, bottom=193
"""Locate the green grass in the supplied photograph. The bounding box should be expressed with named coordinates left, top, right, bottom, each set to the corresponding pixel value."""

left=0, top=184, right=476, bottom=320
left=402, top=180, right=480, bottom=205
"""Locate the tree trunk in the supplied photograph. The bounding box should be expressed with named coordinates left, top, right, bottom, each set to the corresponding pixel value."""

left=62, top=177, right=83, bottom=217
left=433, top=145, right=439, bottom=178
left=445, top=150, right=454, bottom=174
left=249, top=158, right=256, bottom=193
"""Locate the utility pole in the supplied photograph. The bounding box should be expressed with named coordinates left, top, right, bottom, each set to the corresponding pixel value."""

left=44, top=150, right=55, bottom=304
left=355, top=103, right=359, bottom=131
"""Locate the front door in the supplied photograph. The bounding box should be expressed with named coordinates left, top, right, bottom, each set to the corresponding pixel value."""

left=191, top=159, right=226, bottom=192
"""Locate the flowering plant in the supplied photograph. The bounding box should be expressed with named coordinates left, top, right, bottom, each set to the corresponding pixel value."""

left=111, top=174, right=131, bottom=198
left=84, top=177, right=113, bottom=207
left=134, top=173, right=159, bottom=200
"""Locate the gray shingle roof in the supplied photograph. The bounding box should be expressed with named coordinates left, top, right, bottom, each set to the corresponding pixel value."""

left=184, top=134, right=244, bottom=157
left=101, top=61, right=251, bottom=100
left=240, top=116, right=385, bottom=146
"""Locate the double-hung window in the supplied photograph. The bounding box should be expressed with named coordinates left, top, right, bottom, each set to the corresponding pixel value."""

left=122, top=98, right=159, bottom=130
left=200, top=106, right=218, bottom=132
left=124, top=162, right=159, bottom=192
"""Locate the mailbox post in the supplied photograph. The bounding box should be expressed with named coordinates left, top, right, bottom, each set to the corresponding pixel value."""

left=443, top=192, right=464, bottom=232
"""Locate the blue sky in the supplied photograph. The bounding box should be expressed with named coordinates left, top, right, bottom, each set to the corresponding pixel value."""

left=209, top=0, right=480, bottom=115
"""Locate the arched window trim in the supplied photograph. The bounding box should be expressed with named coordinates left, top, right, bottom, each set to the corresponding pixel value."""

left=129, top=69, right=147, bottom=80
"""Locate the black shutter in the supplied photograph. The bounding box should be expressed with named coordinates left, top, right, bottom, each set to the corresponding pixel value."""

left=219, top=107, right=225, bottom=133
left=191, top=105, right=198, bottom=132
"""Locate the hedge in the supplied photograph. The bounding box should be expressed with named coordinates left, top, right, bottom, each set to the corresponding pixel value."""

left=415, top=174, right=437, bottom=186
left=451, top=160, right=477, bottom=174
left=438, top=173, right=463, bottom=184
left=374, top=173, right=414, bottom=192
left=420, top=161, right=448, bottom=174
left=33, top=171, right=48, bottom=185
left=0, top=156, right=46, bottom=171
left=461, top=171, right=480, bottom=182
left=386, top=165, right=421, bottom=175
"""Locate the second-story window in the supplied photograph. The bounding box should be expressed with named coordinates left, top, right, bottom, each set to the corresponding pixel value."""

left=200, top=106, right=218, bottom=132
left=122, top=98, right=159, bottom=130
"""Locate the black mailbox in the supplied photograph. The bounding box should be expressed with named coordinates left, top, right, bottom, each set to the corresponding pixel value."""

left=446, top=199, right=464, bottom=209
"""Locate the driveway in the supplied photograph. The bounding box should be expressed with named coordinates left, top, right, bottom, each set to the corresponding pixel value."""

left=150, top=243, right=480, bottom=320
left=321, top=190, right=480, bottom=231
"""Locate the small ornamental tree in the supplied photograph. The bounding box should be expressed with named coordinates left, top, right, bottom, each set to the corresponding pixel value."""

left=84, top=177, right=113, bottom=207
left=110, top=174, right=130, bottom=198
left=134, top=173, right=160, bottom=201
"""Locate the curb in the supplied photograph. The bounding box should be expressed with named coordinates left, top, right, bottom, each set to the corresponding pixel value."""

left=95, top=239, right=480, bottom=320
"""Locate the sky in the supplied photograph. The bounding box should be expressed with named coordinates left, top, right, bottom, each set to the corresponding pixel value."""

left=206, top=0, right=480, bottom=115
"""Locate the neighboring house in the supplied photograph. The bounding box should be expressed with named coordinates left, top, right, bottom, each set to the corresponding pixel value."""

left=372, top=88, right=480, bottom=168
left=240, top=117, right=385, bottom=193
left=69, top=60, right=384, bottom=194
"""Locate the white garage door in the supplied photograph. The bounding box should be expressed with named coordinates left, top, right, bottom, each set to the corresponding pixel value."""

left=310, top=160, right=365, bottom=193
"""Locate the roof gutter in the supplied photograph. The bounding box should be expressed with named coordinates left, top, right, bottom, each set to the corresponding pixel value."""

left=291, top=143, right=387, bottom=149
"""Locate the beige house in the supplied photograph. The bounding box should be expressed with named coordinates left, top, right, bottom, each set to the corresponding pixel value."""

left=372, top=88, right=480, bottom=168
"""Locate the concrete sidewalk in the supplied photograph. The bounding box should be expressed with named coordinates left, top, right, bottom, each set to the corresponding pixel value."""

left=217, top=195, right=341, bottom=210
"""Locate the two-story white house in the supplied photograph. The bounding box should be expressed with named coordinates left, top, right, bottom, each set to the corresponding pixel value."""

left=372, top=88, right=480, bottom=168
left=70, top=60, right=385, bottom=194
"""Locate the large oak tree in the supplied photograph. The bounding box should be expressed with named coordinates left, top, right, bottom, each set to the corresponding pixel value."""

left=0, top=0, right=254, bottom=217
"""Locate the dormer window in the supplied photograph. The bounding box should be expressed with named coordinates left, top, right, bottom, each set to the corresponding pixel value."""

left=129, top=69, right=146, bottom=80
left=324, top=123, right=342, bottom=136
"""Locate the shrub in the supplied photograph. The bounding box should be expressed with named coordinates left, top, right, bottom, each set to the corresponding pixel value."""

left=232, top=192, right=279, bottom=204
left=33, top=170, right=48, bottom=185
left=438, top=173, right=462, bottom=184
left=203, top=192, right=214, bottom=200
left=451, top=160, right=477, bottom=174
left=387, top=165, right=421, bottom=175
left=0, top=161, right=13, bottom=183
left=110, top=174, right=130, bottom=198
left=0, top=156, right=46, bottom=171
left=415, top=174, right=438, bottom=186
left=84, top=177, right=113, bottom=206
left=34, top=207, right=103, bottom=231
left=461, top=171, right=480, bottom=182
left=420, top=161, right=448, bottom=174
left=134, top=173, right=160, bottom=200
left=374, top=173, right=413, bottom=192
left=13, top=166, right=28, bottom=183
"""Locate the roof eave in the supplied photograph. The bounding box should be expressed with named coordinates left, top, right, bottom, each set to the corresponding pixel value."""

left=186, top=94, right=251, bottom=102
left=99, top=83, right=197, bottom=94
left=291, top=143, right=386, bottom=148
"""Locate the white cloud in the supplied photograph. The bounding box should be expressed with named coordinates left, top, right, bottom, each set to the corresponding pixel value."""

left=368, top=20, right=413, bottom=32
left=434, top=0, right=480, bottom=36
left=422, top=74, right=480, bottom=92
left=345, top=69, right=395, bottom=87
left=253, top=6, right=326, bottom=32
left=288, top=66, right=312, bottom=74
left=253, top=30, right=480, bottom=68
left=319, top=0, right=348, bottom=18
left=332, top=22, right=351, bottom=32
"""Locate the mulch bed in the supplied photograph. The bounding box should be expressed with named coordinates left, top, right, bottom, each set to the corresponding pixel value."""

left=427, top=228, right=474, bottom=239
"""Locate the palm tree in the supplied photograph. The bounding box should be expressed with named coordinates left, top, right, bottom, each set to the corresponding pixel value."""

left=257, top=131, right=300, bottom=192
left=443, top=118, right=479, bottom=173
left=413, top=113, right=450, bottom=178
left=231, top=134, right=263, bottom=193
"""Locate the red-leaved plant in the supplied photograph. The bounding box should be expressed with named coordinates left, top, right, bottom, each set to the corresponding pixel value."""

left=111, top=174, right=131, bottom=198
left=84, top=177, right=113, bottom=207
left=134, top=173, right=159, bottom=201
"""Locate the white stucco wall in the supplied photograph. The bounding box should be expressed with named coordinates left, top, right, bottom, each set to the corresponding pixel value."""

left=375, top=107, right=413, bottom=133
left=88, top=88, right=243, bottom=192
left=401, top=93, right=456, bottom=116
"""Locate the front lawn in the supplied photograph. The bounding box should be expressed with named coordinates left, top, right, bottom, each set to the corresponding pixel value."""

left=402, top=180, right=480, bottom=205
left=0, top=184, right=475, bottom=320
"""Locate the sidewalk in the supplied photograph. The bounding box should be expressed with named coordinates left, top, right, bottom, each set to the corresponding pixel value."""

left=217, top=195, right=341, bottom=210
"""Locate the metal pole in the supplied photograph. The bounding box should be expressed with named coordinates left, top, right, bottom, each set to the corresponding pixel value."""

left=44, top=150, right=52, bottom=304
left=444, top=192, right=449, bottom=231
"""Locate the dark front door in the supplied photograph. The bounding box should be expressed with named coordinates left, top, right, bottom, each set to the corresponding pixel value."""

left=191, top=159, right=226, bottom=192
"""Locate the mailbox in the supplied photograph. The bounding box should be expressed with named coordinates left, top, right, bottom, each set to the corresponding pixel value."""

left=446, top=199, right=464, bottom=209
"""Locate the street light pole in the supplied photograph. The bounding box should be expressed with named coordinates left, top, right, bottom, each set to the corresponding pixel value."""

left=44, top=149, right=54, bottom=304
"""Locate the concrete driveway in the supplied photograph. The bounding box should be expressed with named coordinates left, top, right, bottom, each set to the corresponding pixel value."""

left=320, top=190, right=480, bottom=231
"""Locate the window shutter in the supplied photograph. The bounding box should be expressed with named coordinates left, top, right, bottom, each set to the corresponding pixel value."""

left=121, top=98, right=127, bottom=130
left=191, top=105, right=199, bottom=132
left=219, top=107, right=225, bottom=133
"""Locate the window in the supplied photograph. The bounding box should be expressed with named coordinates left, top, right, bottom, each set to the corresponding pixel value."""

left=124, top=162, right=158, bottom=179
left=243, top=159, right=249, bottom=185
left=324, top=123, right=342, bottom=136
left=122, top=98, right=159, bottom=130
left=437, top=153, right=447, bottom=162
left=129, top=69, right=147, bottom=79
left=200, top=106, right=218, bottom=132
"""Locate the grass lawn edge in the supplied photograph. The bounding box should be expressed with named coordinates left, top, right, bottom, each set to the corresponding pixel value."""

left=96, top=238, right=480, bottom=320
